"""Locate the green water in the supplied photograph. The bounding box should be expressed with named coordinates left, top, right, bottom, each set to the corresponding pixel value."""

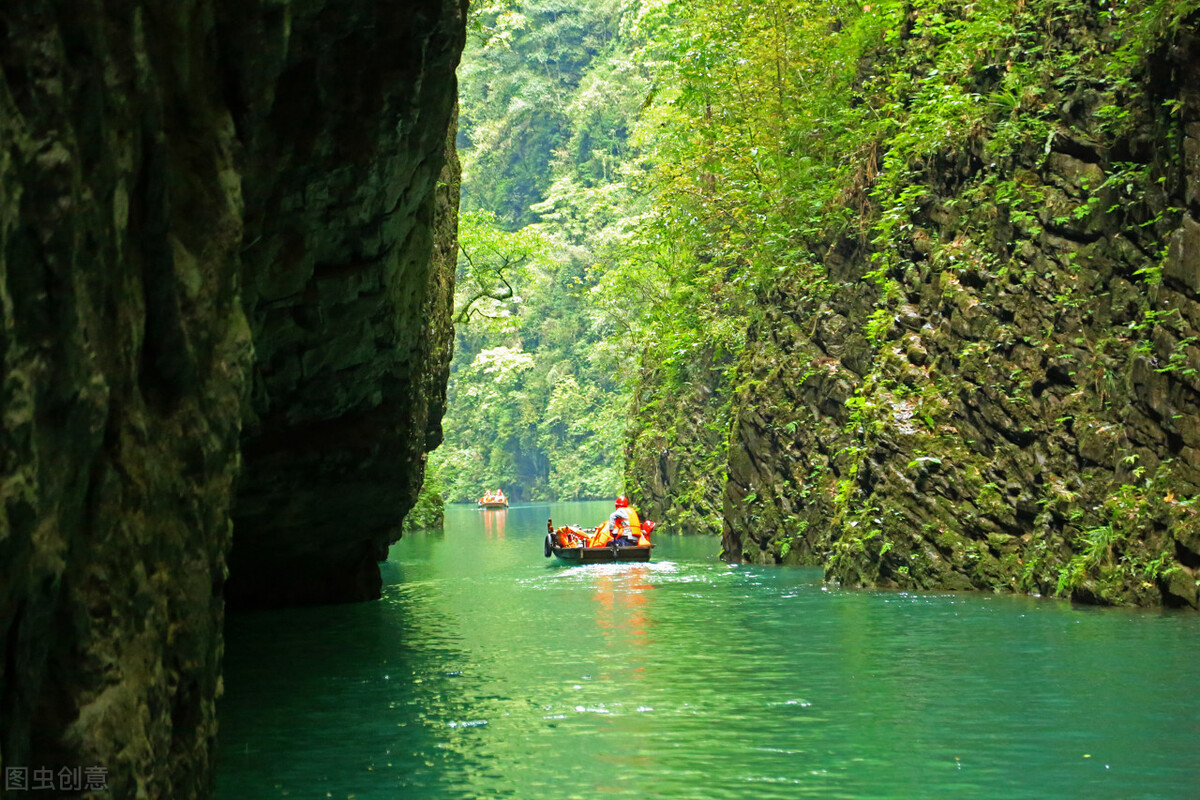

left=216, top=501, right=1200, bottom=799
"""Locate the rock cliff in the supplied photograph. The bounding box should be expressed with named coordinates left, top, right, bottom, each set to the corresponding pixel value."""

left=0, top=0, right=463, bottom=796
left=626, top=343, right=731, bottom=536
left=716, top=10, right=1200, bottom=608
left=223, top=2, right=462, bottom=609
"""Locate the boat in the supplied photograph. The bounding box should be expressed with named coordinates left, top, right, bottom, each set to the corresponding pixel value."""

left=544, top=519, right=653, bottom=563
left=478, top=491, right=508, bottom=509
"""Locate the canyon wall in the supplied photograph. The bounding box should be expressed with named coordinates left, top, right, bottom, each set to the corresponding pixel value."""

left=716, top=12, right=1200, bottom=608
left=222, top=1, right=462, bottom=609
left=626, top=343, right=731, bottom=536
left=0, top=0, right=463, bottom=796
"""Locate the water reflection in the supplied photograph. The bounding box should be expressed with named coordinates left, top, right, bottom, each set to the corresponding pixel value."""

left=481, top=507, right=506, bottom=539
left=590, top=564, right=653, bottom=646
left=579, top=563, right=659, bottom=789
left=217, top=582, right=473, bottom=797
left=217, top=503, right=1200, bottom=800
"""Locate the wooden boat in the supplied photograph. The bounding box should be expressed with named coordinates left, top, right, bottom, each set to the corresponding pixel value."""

left=477, top=493, right=508, bottom=508
left=544, top=519, right=652, bottom=563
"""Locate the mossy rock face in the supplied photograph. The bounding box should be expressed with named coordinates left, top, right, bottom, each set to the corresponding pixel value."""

left=713, top=8, right=1200, bottom=608
left=627, top=341, right=732, bottom=536
left=228, top=3, right=464, bottom=609
left=0, top=0, right=465, bottom=795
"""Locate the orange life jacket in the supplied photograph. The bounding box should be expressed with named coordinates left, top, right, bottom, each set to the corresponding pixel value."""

left=611, top=507, right=642, bottom=538
left=557, top=527, right=585, bottom=547
left=588, top=527, right=613, bottom=548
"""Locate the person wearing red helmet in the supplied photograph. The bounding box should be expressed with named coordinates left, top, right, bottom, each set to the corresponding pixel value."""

left=604, top=494, right=643, bottom=546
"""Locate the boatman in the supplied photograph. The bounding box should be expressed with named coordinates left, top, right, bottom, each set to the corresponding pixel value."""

left=606, top=495, right=643, bottom=546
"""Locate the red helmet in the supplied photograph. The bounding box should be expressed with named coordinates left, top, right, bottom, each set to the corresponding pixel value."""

left=615, top=495, right=629, bottom=508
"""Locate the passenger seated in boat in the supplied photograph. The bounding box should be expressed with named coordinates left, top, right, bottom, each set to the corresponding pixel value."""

left=555, top=525, right=587, bottom=547
left=480, top=489, right=507, bottom=505
left=639, top=519, right=655, bottom=545
left=599, top=495, right=643, bottom=546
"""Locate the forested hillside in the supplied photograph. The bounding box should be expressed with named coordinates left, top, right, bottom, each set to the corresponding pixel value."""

left=438, top=0, right=1199, bottom=607
left=623, top=0, right=1200, bottom=607
left=437, top=0, right=759, bottom=510
left=429, top=0, right=652, bottom=502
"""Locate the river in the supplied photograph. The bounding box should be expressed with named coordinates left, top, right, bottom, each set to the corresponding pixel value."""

left=216, top=501, right=1200, bottom=799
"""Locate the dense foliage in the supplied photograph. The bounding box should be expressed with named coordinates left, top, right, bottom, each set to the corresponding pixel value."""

left=432, top=0, right=1200, bottom=606
left=619, top=0, right=1200, bottom=605
left=429, top=0, right=650, bottom=502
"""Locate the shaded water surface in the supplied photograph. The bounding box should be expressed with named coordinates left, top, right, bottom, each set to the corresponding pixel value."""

left=217, top=502, right=1200, bottom=798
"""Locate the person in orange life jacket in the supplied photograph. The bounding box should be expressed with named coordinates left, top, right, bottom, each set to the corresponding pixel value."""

left=605, top=495, right=643, bottom=546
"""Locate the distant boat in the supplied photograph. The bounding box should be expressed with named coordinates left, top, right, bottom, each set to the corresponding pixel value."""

left=478, top=493, right=508, bottom=509
left=544, top=519, right=652, bottom=563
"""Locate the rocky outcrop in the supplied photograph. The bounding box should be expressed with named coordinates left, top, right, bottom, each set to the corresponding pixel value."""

left=0, top=0, right=463, bottom=796
left=718, top=11, right=1200, bottom=608
left=223, top=2, right=462, bottom=608
left=626, top=343, right=731, bottom=535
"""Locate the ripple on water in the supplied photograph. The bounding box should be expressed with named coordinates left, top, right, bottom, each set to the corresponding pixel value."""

left=217, top=503, right=1200, bottom=800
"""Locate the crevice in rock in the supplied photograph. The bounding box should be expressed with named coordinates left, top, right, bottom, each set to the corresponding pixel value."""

left=1175, top=540, right=1200, bottom=569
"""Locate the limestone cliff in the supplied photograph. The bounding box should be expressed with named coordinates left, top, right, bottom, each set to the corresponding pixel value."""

left=222, top=2, right=462, bottom=608
left=716, top=11, right=1200, bottom=608
left=626, top=343, right=731, bottom=536
left=0, top=0, right=463, bottom=796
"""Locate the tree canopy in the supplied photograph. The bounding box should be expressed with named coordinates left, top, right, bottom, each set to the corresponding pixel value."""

left=433, top=0, right=1200, bottom=612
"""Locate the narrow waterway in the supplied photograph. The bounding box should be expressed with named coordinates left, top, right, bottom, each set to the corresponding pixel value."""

left=216, top=501, right=1200, bottom=799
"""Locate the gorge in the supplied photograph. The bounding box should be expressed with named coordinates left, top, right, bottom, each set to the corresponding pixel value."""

left=1, top=0, right=465, bottom=795
left=3, top=0, right=1200, bottom=798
